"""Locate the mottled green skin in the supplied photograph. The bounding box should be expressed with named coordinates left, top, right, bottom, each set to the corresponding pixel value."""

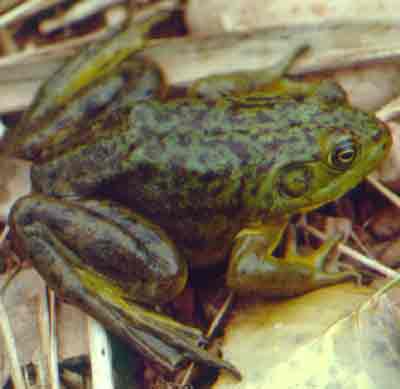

left=10, top=195, right=187, bottom=304
left=5, top=50, right=391, bottom=376
left=28, top=79, right=390, bottom=266
left=3, top=12, right=392, bottom=374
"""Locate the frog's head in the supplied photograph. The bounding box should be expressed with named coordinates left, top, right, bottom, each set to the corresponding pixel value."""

left=259, top=81, right=392, bottom=216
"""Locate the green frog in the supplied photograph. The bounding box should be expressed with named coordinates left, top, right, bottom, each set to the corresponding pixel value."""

left=2, top=13, right=391, bottom=377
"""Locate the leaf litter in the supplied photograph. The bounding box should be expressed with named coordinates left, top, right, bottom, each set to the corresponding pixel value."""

left=2, top=1, right=400, bottom=388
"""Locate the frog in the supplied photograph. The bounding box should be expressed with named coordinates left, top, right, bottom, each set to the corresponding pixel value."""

left=2, top=11, right=392, bottom=378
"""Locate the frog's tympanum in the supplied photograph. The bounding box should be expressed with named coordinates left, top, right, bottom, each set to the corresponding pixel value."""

left=2, top=13, right=391, bottom=377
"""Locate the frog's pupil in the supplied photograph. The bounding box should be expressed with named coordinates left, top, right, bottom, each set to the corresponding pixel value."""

left=339, top=149, right=354, bottom=162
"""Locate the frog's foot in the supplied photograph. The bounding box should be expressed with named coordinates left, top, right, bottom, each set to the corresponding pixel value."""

left=227, top=218, right=359, bottom=298
left=9, top=194, right=240, bottom=378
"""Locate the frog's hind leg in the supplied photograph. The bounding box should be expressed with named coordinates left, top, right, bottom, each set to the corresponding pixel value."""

left=32, top=10, right=172, bottom=115
left=187, top=43, right=308, bottom=100
left=9, top=194, right=239, bottom=377
left=5, top=11, right=170, bottom=161
left=227, top=217, right=359, bottom=297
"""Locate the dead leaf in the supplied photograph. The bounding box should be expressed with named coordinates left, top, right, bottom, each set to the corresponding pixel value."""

left=0, top=269, right=89, bottom=387
left=371, top=122, right=400, bottom=189
left=0, top=156, right=31, bottom=223
left=368, top=205, right=400, bottom=241
left=214, top=282, right=400, bottom=389
left=186, top=0, right=400, bottom=34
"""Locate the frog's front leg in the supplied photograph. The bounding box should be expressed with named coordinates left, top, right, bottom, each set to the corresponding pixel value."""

left=227, top=216, right=359, bottom=297
left=9, top=195, right=239, bottom=376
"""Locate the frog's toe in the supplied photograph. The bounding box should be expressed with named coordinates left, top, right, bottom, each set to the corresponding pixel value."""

left=284, top=231, right=361, bottom=288
left=282, top=223, right=342, bottom=268
left=313, top=269, right=360, bottom=288
left=227, top=221, right=360, bottom=297
left=285, top=232, right=343, bottom=270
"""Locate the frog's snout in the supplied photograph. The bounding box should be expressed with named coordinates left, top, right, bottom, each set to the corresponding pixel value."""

left=371, top=121, right=392, bottom=161
left=381, top=129, right=393, bottom=155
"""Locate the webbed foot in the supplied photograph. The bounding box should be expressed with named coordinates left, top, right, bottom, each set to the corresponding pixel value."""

left=227, top=218, right=359, bottom=297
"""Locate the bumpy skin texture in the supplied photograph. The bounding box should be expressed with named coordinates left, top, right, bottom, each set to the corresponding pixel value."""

left=28, top=79, right=390, bottom=266
left=10, top=196, right=187, bottom=304
left=4, top=19, right=391, bottom=374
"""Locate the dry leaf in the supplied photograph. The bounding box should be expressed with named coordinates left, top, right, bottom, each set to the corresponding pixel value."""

left=0, top=269, right=89, bottom=387
left=214, top=282, right=400, bottom=389
left=371, top=122, right=400, bottom=189
left=368, top=205, right=400, bottom=241
left=186, top=0, right=400, bottom=33
left=0, top=156, right=31, bottom=223
left=185, top=0, right=400, bottom=115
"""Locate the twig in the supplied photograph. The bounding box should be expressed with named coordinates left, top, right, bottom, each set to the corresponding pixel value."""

left=367, top=175, right=400, bottom=209
left=40, top=0, right=126, bottom=34
left=0, top=0, right=64, bottom=28
left=302, top=223, right=399, bottom=279
left=0, top=301, right=26, bottom=389
left=179, top=291, right=236, bottom=387
left=38, top=290, right=51, bottom=389
left=205, top=291, right=235, bottom=338
left=48, top=291, right=61, bottom=389
left=0, top=27, right=109, bottom=69
left=350, top=230, right=374, bottom=259
left=0, top=224, right=26, bottom=389
left=88, top=318, right=114, bottom=389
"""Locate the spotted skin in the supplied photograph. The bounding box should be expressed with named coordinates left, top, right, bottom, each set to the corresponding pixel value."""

left=23, top=78, right=391, bottom=266
left=5, top=44, right=391, bottom=375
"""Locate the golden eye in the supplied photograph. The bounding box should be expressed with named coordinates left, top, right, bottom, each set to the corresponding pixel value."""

left=329, top=139, right=357, bottom=170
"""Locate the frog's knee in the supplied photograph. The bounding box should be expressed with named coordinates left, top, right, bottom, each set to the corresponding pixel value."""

left=138, top=244, right=188, bottom=305
left=9, top=194, right=40, bottom=229
left=139, top=260, right=188, bottom=305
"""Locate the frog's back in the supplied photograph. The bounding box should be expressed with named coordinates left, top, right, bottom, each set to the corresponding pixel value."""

left=117, top=84, right=367, bottom=216
left=31, top=80, right=380, bottom=220
left=30, top=80, right=390, bottom=265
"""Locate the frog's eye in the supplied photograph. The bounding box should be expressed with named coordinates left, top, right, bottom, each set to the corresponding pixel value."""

left=278, top=165, right=311, bottom=198
left=329, top=139, right=358, bottom=170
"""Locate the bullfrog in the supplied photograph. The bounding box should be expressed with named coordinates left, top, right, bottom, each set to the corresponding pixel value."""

left=2, top=12, right=392, bottom=377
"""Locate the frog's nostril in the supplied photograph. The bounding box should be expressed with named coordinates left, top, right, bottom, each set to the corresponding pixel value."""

left=371, top=122, right=390, bottom=143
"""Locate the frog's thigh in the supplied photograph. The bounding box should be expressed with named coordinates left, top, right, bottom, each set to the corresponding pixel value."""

left=226, top=217, right=358, bottom=297
left=9, top=195, right=241, bottom=374
left=49, top=10, right=173, bottom=106
left=9, top=194, right=188, bottom=305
